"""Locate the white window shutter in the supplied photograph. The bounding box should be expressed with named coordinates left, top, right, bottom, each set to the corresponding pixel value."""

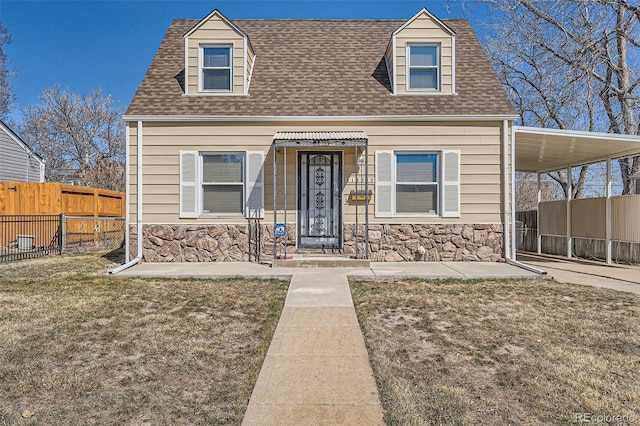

left=442, top=150, right=461, bottom=217
left=179, top=151, right=199, bottom=218
left=376, top=150, right=393, bottom=217
left=245, top=151, right=264, bottom=218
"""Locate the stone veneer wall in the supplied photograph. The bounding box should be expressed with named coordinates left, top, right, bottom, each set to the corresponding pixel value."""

left=130, top=223, right=503, bottom=262
left=343, top=224, right=504, bottom=262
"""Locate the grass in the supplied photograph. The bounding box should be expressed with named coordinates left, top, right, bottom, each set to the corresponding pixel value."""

left=351, top=278, right=640, bottom=425
left=0, top=252, right=288, bottom=425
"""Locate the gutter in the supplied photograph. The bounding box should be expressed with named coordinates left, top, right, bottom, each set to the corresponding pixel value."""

left=110, top=121, right=143, bottom=274
left=122, top=114, right=520, bottom=123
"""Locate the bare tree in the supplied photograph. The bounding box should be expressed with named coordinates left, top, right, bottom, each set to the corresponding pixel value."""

left=475, top=0, right=640, bottom=201
left=20, top=86, right=125, bottom=191
left=515, top=172, right=564, bottom=211
left=0, top=19, right=16, bottom=120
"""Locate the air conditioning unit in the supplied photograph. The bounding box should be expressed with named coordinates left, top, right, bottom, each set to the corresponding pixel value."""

left=18, top=235, right=34, bottom=250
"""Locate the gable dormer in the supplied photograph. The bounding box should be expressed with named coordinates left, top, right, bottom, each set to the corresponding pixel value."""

left=184, top=9, right=255, bottom=96
left=387, top=8, right=456, bottom=95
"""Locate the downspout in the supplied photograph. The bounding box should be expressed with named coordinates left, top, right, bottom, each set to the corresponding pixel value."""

left=502, top=120, right=511, bottom=261
left=110, top=120, right=143, bottom=274
left=505, top=123, right=546, bottom=275
left=511, top=120, right=517, bottom=260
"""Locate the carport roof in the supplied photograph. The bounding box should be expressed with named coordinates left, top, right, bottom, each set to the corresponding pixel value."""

left=515, top=126, right=640, bottom=173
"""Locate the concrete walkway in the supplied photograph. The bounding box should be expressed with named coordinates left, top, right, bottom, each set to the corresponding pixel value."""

left=241, top=270, right=384, bottom=425
left=115, top=261, right=538, bottom=425
left=518, top=254, right=640, bottom=295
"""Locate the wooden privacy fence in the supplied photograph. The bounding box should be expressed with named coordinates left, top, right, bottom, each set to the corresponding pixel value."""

left=516, top=194, right=640, bottom=264
left=0, top=182, right=125, bottom=217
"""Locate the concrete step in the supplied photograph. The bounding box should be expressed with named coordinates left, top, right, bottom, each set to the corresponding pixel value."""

left=272, top=256, right=370, bottom=268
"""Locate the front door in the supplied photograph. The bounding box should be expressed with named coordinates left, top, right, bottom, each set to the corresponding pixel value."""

left=298, top=152, right=342, bottom=248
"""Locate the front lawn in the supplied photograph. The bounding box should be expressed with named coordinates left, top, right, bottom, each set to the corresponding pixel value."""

left=351, top=279, right=640, bottom=425
left=0, top=253, right=288, bottom=425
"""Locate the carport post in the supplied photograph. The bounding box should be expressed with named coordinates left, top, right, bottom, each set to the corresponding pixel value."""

left=537, top=172, right=542, bottom=255
left=606, top=158, right=612, bottom=264
left=566, top=166, right=572, bottom=259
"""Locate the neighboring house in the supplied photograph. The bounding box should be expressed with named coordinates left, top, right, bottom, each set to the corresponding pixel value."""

left=633, top=172, right=640, bottom=195
left=0, top=120, right=45, bottom=183
left=124, top=8, right=518, bottom=263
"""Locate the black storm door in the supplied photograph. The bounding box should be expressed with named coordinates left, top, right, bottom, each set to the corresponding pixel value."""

left=298, top=152, right=342, bottom=248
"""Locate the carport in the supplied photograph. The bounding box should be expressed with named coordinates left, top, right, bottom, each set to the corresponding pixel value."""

left=512, top=126, right=640, bottom=264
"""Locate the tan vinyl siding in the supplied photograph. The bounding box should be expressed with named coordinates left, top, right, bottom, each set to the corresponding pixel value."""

left=395, top=12, right=454, bottom=95
left=129, top=121, right=505, bottom=225
left=385, top=41, right=394, bottom=88
left=246, top=44, right=255, bottom=90
left=186, top=15, right=245, bottom=95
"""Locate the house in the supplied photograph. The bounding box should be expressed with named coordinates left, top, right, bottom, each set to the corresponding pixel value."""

left=0, top=120, right=45, bottom=183
left=632, top=172, right=640, bottom=195
left=124, top=8, right=518, bottom=263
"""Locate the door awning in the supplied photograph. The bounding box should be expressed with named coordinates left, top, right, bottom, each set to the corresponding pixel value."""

left=273, top=131, right=368, bottom=147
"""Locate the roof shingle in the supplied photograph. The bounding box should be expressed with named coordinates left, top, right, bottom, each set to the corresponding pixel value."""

left=126, top=18, right=515, bottom=117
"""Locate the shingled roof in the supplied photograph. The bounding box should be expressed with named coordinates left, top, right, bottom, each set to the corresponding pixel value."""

left=126, top=18, right=516, bottom=118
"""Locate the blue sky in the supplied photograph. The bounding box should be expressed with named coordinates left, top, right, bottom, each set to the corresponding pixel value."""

left=0, top=0, right=478, bottom=121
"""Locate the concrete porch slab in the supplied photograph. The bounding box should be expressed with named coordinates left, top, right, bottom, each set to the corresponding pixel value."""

left=114, top=260, right=540, bottom=281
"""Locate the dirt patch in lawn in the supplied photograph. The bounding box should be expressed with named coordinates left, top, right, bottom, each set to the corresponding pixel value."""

left=0, top=252, right=288, bottom=425
left=351, top=279, right=640, bottom=425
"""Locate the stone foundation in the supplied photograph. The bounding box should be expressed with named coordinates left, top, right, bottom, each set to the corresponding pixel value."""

left=344, top=224, right=504, bottom=262
left=132, top=223, right=504, bottom=262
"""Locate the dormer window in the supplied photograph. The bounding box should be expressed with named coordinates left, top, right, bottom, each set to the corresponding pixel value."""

left=407, top=44, right=440, bottom=91
left=200, top=45, right=232, bottom=91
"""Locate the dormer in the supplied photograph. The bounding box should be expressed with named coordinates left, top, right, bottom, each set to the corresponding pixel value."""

left=184, top=9, right=255, bottom=96
left=386, top=8, right=456, bottom=96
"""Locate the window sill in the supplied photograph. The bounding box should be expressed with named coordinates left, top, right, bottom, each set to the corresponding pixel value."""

left=392, top=92, right=456, bottom=96
left=200, top=213, right=246, bottom=218
left=393, top=214, right=440, bottom=218
left=183, top=93, right=248, bottom=97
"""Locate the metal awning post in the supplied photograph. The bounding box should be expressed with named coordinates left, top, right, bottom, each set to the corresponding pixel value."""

left=354, top=146, right=358, bottom=259
left=365, top=142, right=369, bottom=259
left=273, top=147, right=277, bottom=261
left=284, top=147, right=287, bottom=258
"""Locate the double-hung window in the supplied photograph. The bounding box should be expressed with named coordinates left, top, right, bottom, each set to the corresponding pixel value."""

left=395, top=153, right=439, bottom=215
left=180, top=150, right=264, bottom=219
left=201, top=46, right=232, bottom=91
left=201, top=153, right=244, bottom=215
left=407, top=44, right=440, bottom=91
left=376, top=150, right=459, bottom=218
